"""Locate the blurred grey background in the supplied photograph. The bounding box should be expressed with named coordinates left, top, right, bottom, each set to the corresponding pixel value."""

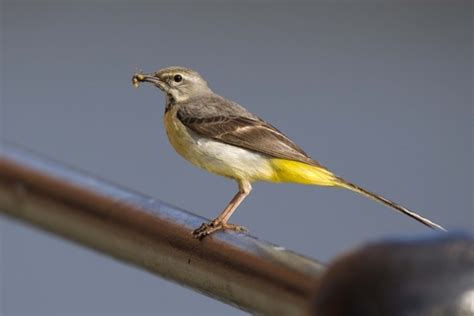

left=1, top=1, right=472, bottom=315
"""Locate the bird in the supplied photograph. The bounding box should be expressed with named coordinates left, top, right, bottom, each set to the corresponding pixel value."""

left=132, top=66, right=446, bottom=239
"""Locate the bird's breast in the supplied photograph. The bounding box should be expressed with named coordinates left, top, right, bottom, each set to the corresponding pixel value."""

left=163, top=108, right=275, bottom=181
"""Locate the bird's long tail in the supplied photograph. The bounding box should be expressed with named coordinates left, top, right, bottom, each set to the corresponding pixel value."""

left=335, top=177, right=447, bottom=232
left=269, top=159, right=446, bottom=231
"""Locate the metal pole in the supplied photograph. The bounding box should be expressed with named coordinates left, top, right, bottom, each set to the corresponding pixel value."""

left=0, top=143, right=325, bottom=315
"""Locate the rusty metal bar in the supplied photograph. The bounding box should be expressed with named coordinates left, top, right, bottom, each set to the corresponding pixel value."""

left=0, top=143, right=325, bottom=316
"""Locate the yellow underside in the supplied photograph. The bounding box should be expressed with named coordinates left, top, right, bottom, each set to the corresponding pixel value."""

left=267, top=158, right=340, bottom=186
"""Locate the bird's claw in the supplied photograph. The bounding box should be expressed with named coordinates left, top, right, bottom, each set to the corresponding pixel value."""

left=192, top=220, right=248, bottom=240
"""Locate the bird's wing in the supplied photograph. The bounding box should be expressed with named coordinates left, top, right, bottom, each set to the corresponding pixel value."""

left=177, top=107, right=321, bottom=166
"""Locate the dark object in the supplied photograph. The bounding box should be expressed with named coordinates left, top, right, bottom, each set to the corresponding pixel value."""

left=312, top=235, right=474, bottom=316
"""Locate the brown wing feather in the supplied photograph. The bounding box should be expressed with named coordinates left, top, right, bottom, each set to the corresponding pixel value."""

left=177, top=111, right=321, bottom=166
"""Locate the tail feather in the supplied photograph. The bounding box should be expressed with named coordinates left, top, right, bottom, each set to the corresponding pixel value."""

left=336, top=177, right=447, bottom=232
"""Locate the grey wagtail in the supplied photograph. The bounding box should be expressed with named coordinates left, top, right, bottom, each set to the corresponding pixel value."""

left=132, top=66, right=446, bottom=239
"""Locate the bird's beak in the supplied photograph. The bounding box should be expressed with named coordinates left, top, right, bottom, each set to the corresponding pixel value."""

left=132, top=73, right=164, bottom=89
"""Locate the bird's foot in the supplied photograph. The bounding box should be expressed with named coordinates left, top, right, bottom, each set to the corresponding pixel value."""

left=192, top=220, right=247, bottom=240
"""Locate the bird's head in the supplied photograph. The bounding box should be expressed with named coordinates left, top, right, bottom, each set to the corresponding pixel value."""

left=132, top=66, right=211, bottom=102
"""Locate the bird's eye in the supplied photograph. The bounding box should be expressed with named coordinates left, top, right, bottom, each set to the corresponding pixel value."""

left=173, top=74, right=182, bottom=83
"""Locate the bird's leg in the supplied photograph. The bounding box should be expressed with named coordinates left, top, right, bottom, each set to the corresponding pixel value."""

left=193, top=181, right=252, bottom=240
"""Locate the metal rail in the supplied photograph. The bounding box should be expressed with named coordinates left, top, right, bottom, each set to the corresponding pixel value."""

left=0, top=143, right=326, bottom=315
